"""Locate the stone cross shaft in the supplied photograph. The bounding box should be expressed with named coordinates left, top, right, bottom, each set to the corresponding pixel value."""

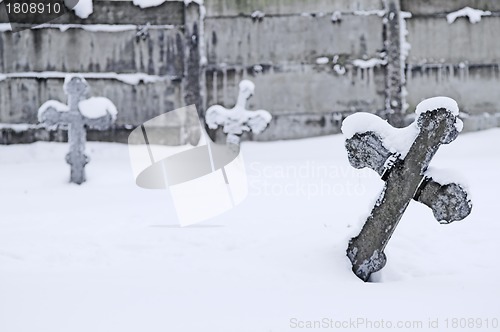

left=38, top=76, right=116, bottom=184
left=344, top=103, right=472, bottom=282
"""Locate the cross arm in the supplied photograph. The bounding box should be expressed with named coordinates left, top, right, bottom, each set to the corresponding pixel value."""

left=205, top=105, right=230, bottom=130
left=414, top=178, right=472, bottom=223
left=79, top=97, right=117, bottom=130
left=83, top=114, right=115, bottom=130
left=38, top=101, right=72, bottom=127
left=345, top=131, right=392, bottom=176
left=245, top=109, right=272, bottom=134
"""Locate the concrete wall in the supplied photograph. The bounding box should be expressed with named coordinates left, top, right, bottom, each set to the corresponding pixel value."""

left=205, top=0, right=500, bottom=140
left=403, top=0, right=500, bottom=122
left=204, top=0, right=388, bottom=140
left=0, top=0, right=202, bottom=144
left=1, top=0, right=499, bottom=144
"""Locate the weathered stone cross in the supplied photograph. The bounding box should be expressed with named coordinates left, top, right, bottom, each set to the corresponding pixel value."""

left=205, top=80, right=272, bottom=151
left=342, top=97, right=472, bottom=281
left=38, top=76, right=117, bottom=184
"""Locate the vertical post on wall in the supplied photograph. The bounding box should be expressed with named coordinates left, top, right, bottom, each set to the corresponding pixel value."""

left=383, top=0, right=406, bottom=128
left=183, top=2, right=204, bottom=116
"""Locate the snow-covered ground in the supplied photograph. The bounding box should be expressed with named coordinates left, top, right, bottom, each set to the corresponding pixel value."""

left=1, top=129, right=499, bottom=331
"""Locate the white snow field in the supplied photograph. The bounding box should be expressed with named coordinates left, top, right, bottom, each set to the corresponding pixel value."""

left=0, top=129, right=499, bottom=332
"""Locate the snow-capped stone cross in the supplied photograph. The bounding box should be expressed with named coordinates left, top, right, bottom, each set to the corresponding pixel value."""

left=38, top=76, right=117, bottom=184
left=205, top=80, right=272, bottom=150
left=342, top=97, right=472, bottom=282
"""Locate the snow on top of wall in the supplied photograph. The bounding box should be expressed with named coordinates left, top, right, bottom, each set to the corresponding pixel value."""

left=353, top=10, right=386, bottom=17
left=331, top=11, right=342, bottom=22
left=78, top=97, right=118, bottom=120
left=133, top=0, right=203, bottom=9
left=2, top=22, right=175, bottom=32
left=0, top=0, right=203, bottom=21
left=342, top=112, right=419, bottom=157
left=0, top=24, right=12, bottom=32
left=37, top=100, right=70, bottom=122
left=0, top=123, right=36, bottom=133
left=133, top=0, right=167, bottom=9
left=111, top=73, right=165, bottom=85
left=65, top=0, right=93, bottom=19
left=315, top=57, right=329, bottom=65
left=0, top=71, right=166, bottom=85
left=61, top=0, right=203, bottom=17
left=333, top=64, right=346, bottom=75
left=42, top=23, right=166, bottom=32
left=251, top=10, right=265, bottom=19
left=446, top=7, right=491, bottom=24
left=352, top=58, right=387, bottom=68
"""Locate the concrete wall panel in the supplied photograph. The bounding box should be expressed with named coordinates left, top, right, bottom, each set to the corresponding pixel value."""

left=205, top=0, right=383, bottom=17
left=406, top=17, right=500, bottom=64
left=206, top=65, right=385, bottom=116
left=406, top=65, right=500, bottom=114
left=0, top=78, right=183, bottom=126
left=0, top=28, right=184, bottom=76
left=205, top=15, right=384, bottom=66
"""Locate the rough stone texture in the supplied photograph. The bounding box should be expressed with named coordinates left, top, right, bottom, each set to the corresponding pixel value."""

left=345, top=108, right=472, bottom=281
left=345, top=132, right=392, bottom=175
left=416, top=180, right=471, bottom=223
left=346, top=131, right=471, bottom=223
left=38, top=77, right=116, bottom=184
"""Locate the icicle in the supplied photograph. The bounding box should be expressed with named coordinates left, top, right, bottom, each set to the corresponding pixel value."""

left=212, top=71, right=218, bottom=104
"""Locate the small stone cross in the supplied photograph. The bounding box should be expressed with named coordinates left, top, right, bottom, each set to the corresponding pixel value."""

left=38, top=75, right=117, bottom=184
left=342, top=97, right=472, bottom=281
left=205, top=80, right=272, bottom=150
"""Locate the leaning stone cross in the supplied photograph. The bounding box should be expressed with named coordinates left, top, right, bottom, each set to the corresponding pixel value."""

left=38, top=75, right=117, bottom=184
left=342, top=97, right=472, bottom=281
left=205, top=80, right=272, bottom=150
